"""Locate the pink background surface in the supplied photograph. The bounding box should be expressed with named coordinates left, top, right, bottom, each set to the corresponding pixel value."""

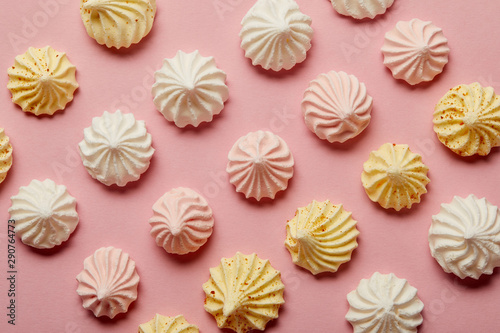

left=1, top=0, right=500, bottom=332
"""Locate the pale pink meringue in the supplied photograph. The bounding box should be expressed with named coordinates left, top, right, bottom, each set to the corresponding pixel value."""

left=302, top=71, right=372, bottom=143
left=382, top=19, right=449, bottom=85
left=149, top=187, right=214, bottom=255
left=227, top=130, right=294, bottom=201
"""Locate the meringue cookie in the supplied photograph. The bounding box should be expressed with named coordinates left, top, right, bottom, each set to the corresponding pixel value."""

left=203, top=252, right=284, bottom=333
left=302, top=71, right=372, bottom=143
left=346, top=272, right=424, bottom=332
left=331, top=0, right=395, bottom=19
left=76, top=247, right=140, bottom=318
left=78, top=110, right=155, bottom=187
left=0, top=128, right=13, bottom=184
left=8, top=179, right=79, bottom=249
left=362, top=143, right=430, bottom=211
left=80, top=0, right=156, bottom=48
left=240, top=0, right=313, bottom=71
left=152, top=50, right=229, bottom=128
left=227, top=130, right=294, bottom=200
left=382, top=19, right=450, bottom=85
left=139, top=314, right=199, bottom=333
left=429, top=195, right=500, bottom=279
left=7, top=46, right=78, bottom=116
left=149, top=187, right=214, bottom=255
left=285, top=200, right=359, bottom=275
left=433, top=83, right=500, bottom=156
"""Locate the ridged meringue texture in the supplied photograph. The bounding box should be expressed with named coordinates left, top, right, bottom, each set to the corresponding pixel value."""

left=302, top=71, right=372, bottom=143
left=362, top=143, right=430, bottom=211
left=139, top=314, right=199, bottom=333
left=203, top=252, right=285, bottom=333
left=149, top=187, right=214, bottom=255
left=433, top=83, right=500, bottom=156
left=152, top=50, right=229, bottom=128
left=346, top=272, right=424, bottom=333
left=382, top=19, right=450, bottom=85
left=429, top=195, right=500, bottom=279
left=227, top=130, right=294, bottom=201
left=285, top=200, right=359, bottom=275
left=240, top=0, right=313, bottom=71
left=76, top=246, right=140, bottom=319
left=8, top=179, right=78, bottom=249
left=78, top=110, right=155, bottom=187
left=7, top=46, right=78, bottom=116
left=331, top=0, right=394, bottom=19
left=80, top=0, right=156, bottom=48
left=0, top=128, right=13, bottom=184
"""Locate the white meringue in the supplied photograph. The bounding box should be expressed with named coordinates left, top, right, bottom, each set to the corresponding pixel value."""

left=346, top=272, right=424, bottom=333
left=382, top=19, right=450, bottom=85
left=302, top=71, right=372, bottom=143
left=152, top=50, right=228, bottom=128
left=149, top=187, right=214, bottom=255
left=429, top=195, right=500, bottom=279
left=331, top=0, right=395, bottom=20
left=7, top=46, right=78, bottom=116
left=0, top=128, right=13, bottom=184
left=80, top=0, right=156, bottom=48
left=8, top=179, right=79, bottom=249
left=227, top=130, right=294, bottom=201
left=78, top=110, right=155, bottom=187
left=76, top=247, right=140, bottom=318
left=240, top=0, right=313, bottom=71
left=139, top=314, right=199, bottom=333
left=203, top=252, right=284, bottom=333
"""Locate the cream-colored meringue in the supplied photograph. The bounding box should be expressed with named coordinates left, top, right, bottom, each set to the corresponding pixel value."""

left=361, top=143, right=429, bottom=211
left=346, top=272, right=424, bottom=332
left=80, top=0, right=156, bottom=48
left=285, top=200, right=359, bottom=275
left=0, top=128, right=13, bottom=184
left=227, top=130, right=294, bottom=201
left=203, top=252, right=284, bottom=333
left=76, top=247, right=140, bottom=318
left=78, top=110, right=155, bottom=187
left=382, top=19, right=449, bottom=85
left=302, top=71, right=372, bottom=143
left=139, top=314, right=199, bottom=333
left=433, top=83, right=500, bottom=156
left=7, top=46, right=78, bottom=116
left=331, top=0, right=395, bottom=19
left=8, top=179, right=79, bottom=249
left=429, top=195, right=500, bottom=279
left=152, top=50, right=228, bottom=128
left=149, top=187, right=214, bottom=255
left=240, top=0, right=313, bottom=71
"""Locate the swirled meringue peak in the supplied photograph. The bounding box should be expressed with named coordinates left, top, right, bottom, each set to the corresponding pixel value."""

left=7, top=46, right=78, bottom=116
left=0, top=128, right=13, bottom=184
left=152, top=50, right=229, bottom=128
left=285, top=200, right=359, bottom=275
left=433, top=83, right=500, bottom=156
left=429, top=195, right=500, bottom=279
left=346, top=272, right=424, bottom=332
left=80, top=0, right=156, bottom=48
left=331, top=0, right=394, bottom=19
left=240, top=0, right=313, bottom=71
left=8, top=179, right=79, bottom=249
left=203, top=252, right=284, bottom=333
left=139, top=314, right=199, bottom=333
left=149, top=187, right=214, bottom=255
left=302, top=71, right=372, bottom=143
left=382, top=19, right=450, bottom=85
left=76, top=247, right=140, bottom=318
left=78, top=110, right=155, bottom=187
left=227, top=130, right=294, bottom=201
left=362, top=143, right=430, bottom=211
